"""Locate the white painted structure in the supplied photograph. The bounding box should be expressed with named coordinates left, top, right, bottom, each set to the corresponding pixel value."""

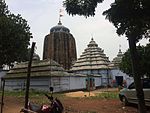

left=0, top=68, right=8, bottom=87
left=3, top=59, right=102, bottom=92
left=109, top=49, right=133, bottom=87
left=4, top=75, right=102, bottom=92
left=71, top=38, right=110, bottom=86
left=110, top=69, right=133, bottom=87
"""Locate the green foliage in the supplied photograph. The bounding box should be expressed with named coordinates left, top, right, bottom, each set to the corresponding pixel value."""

left=119, top=50, right=132, bottom=76
left=0, top=90, right=64, bottom=98
left=144, top=44, right=150, bottom=76
left=91, top=92, right=118, bottom=99
left=0, top=0, right=9, bottom=15
left=120, top=44, right=150, bottom=77
left=64, top=0, right=150, bottom=40
left=0, top=90, right=44, bottom=97
left=103, top=0, right=150, bottom=41
left=102, top=1, right=150, bottom=112
left=63, top=0, right=104, bottom=17
left=0, top=0, right=32, bottom=67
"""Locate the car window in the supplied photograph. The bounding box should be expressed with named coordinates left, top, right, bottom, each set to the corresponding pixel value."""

left=143, top=79, right=150, bottom=89
left=128, top=82, right=135, bottom=89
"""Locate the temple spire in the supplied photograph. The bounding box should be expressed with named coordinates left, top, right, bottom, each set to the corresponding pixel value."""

left=119, top=44, right=121, bottom=52
left=58, top=8, right=64, bottom=25
left=91, top=34, right=94, bottom=41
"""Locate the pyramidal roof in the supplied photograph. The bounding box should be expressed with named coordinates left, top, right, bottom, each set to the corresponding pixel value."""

left=5, top=59, right=70, bottom=79
left=71, top=38, right=110, bottom=71
left=109, top=48, right=124, bottom=69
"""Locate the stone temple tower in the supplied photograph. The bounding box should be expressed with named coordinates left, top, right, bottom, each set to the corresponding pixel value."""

left=43, top=20, right=77, bottom=70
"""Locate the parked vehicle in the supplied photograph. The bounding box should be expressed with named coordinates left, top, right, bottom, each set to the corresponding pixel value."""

left=119, top=78, right=150, bottom=106
left=20, top=87, right=63, bottom=113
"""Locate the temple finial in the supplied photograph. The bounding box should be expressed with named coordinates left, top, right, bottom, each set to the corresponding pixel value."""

left=91, top=33, right=94, bottom=41
left=58, top=8, right=64, bottom=25
left=119, top=44, right=121, bottom=52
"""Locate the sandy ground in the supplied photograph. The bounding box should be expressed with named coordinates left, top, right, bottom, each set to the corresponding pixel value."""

left=65, top=91, right=95, bottom=97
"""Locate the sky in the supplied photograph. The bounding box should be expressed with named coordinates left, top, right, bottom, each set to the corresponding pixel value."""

left=5, top=0, right=149, bottom=61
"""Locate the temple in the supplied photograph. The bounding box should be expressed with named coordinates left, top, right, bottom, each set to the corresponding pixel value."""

left=109, top=47, right=133, bottom=87
left=3, top=56, right=103, bottom=92
left=109, top=46, right=123, bottom=69
left=43, top=20, right=77, bottom=70
left=1, top=13, right=134, bottom=92
left=71, top=38, right=111, bottom=85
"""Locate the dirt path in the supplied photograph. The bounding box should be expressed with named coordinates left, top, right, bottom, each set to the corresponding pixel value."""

left=63, top=98, right=139, bottom=113
left=1, top=89, right=150, bottom=113
left=2, top=96, right=24, bottom=113
left=2, top=96, right=140, bottom=113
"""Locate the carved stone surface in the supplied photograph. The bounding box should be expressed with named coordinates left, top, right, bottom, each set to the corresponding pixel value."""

left=43, top=22, right=77, bottom=70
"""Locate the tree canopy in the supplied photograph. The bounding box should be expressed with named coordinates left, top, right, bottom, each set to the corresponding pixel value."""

left=120, top=44, right=150, bottom=77
left=103, top=0, right=150, bottom=41
left=0, top=0, right=32, bottom=68
left=63, top=0, right=104, bottom=17
left=64, top=0, right=150, bottom=40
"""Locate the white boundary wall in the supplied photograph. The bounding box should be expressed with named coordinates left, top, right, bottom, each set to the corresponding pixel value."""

left=4, top=75, right=102, bottom=92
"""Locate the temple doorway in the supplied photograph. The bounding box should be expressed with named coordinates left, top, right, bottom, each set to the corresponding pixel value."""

left=85, top=77, right=95, bottom=91
left=115, top=76, right=123, bottom=86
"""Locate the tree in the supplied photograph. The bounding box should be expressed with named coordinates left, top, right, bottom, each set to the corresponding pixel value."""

left=144, top=44, right=150, bottom=76
left=103, top=1, right=150, bottom=112
left=0, top=0, right=32, bottom=68
left=64, top=0, right=104, bottom=17
left=120, top=44, right=150, bottom=78
left=64, top=0, right=150, bottom=112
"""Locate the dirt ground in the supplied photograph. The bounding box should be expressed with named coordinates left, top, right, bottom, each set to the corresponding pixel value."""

left=2, top=89, right=150, bottom=113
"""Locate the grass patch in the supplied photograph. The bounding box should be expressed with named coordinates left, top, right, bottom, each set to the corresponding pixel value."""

left=0, top=90, right=119, bottom=102
left=0, top=90, right=64, bottom=98
left=0, top=90, right=65, bottom=104
left=0, top=90, right=25, bottom=97
left=89, top=91, right=119, bottom=99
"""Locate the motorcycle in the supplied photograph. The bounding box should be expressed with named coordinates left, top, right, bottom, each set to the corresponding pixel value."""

left=20, top=87, right=64, bottom=113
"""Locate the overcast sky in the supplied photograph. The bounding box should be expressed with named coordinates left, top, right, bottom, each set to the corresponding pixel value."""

left=5, top=0, right=149, bottom=61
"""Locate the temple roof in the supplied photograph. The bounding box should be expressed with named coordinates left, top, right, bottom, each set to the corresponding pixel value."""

left=88, top=38, right=98, bottom=47
left=71, top=38, right=110, bottom=71
left=4, top=59, right=70, bottom=79
left=32, top=53, right=40, bottom=61
left=50, top=21, right=70, bottom=33
left=109, top=48, right=124, bottom=69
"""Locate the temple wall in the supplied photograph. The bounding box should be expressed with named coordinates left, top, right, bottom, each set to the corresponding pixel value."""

left=69, top=76, right=85, bottom=90
left=72, top=69, right=109, bottom=86
left=94, top=77, right=102, bottom=87
left=0, top=69, right=8, bottom=87
left=110, top=69, right=133, bottom=87
left=4, top=75, right=102, bottom=92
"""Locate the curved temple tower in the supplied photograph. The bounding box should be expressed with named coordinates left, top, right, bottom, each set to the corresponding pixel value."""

left=43, top=20, right=77, bottom=70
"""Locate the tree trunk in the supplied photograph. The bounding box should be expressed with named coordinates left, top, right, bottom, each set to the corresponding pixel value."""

left=128, top=36, right=146, bottom=113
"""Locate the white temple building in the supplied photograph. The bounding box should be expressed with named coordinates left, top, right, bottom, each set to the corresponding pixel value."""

left=2, top=38, right=133, bottom=92
left=71, top=38, right=133, bottom=87
left=109, top=48, right=133, bottom=87
left=71, top=38, right=111, bottom=86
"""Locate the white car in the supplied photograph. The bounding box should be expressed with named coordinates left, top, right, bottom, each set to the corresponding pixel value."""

left=119, top=78, right=150, bottom=106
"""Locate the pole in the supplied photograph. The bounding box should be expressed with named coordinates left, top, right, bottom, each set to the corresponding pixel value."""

left=88, top=75, right=90, bottom=97
left=0, top=78, right=5, bottom=113
left=107, top=68, right=109, bottom=87
left=49, top=59, right=52, bottom=87
left=24, top=42, right=36, bottom=112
